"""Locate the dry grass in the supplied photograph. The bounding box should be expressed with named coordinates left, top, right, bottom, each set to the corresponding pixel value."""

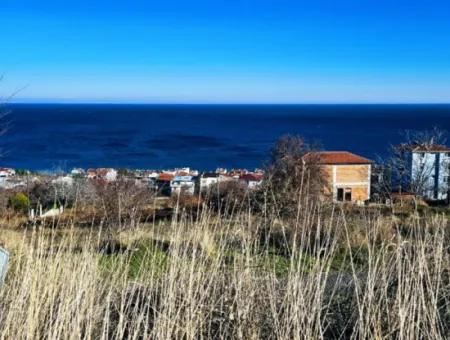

left=0, top=201, right=449, bottom=339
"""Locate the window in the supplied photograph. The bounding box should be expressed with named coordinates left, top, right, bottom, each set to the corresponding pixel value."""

left=345, top=188, right=352, bottom=202
left=337, top=188, right=344, bottom=202
left=337, top=188, right=352, bottom=202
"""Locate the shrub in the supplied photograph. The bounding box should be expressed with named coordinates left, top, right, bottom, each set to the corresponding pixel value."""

left=203, top=180, right=249, bottom=216
left=9, top=192, right=30, bottom=214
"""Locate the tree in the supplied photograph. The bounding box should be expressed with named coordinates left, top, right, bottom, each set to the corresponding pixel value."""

left=263, top=134, right=325, bottom=216
left=93, top=178, right=154, bottom=227
left=370, top=163, right=392, bottom=203
left=383, top=128, right=447, bottom=200
left=203, top=179, right=249, bottom=216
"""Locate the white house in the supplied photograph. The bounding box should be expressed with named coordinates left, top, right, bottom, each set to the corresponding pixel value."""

left=199, top=173, right=220, bottom=192
left=239, top=173, right=263, bottom=189
left=409, top=144, right=450, bottom=201
left=70, top=168, right=85, bottom=177
left=0, top=168, right=15, bottom=178
left=170, top=175, right=196, bottom=195
left=198, top=173, right=235, bottom=192
left=52, top=175, right=74, bottom=186
left=87, top=168, right=118, bottom=182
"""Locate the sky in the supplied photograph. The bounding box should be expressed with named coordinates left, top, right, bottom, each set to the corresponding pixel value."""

left=1, top=0, right=450, bottom=104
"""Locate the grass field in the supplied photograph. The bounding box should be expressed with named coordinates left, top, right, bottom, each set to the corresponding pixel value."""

left=0, top=199, right=449, bottom=339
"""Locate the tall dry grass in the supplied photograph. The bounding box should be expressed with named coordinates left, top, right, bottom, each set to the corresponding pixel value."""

left=0, top=201, right=449, bottom=339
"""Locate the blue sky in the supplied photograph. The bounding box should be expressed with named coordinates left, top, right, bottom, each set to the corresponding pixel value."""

left=1, top=0, right=450, bottom=103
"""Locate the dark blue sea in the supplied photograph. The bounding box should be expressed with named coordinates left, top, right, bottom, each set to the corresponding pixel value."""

left=1, top=104, right=450, bottom=171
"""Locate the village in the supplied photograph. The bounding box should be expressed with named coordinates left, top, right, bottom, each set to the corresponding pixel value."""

left=1, top=140, right=449, bottom=219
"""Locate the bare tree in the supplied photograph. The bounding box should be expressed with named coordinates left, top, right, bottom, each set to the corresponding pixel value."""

left=383, top=128, right=447, bottom=200
left=93, top=177, right=154, bottom=228
left=370, top=162, right=392, bottom=203
left=263, top=134, right=325, bottom=216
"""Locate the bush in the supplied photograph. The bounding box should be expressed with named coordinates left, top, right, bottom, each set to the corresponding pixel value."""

left=203, top=180, right=249, bottom=215
left=9, top=193, right=30, bottom=214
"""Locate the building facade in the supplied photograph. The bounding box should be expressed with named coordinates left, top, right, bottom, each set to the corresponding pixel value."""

left=313, top=151, right=372, bottom=203
left=170, top=175, right=196, bottom=195
left=409, top=144, right=450, bottom=201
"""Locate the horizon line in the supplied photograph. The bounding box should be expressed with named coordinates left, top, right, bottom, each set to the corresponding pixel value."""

left=8, top=101, right=450, bottom=106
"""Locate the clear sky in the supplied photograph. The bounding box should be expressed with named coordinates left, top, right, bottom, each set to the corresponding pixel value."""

left=1, top=0, right=450, bottom=103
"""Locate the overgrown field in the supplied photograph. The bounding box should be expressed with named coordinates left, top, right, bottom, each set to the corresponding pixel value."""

left=1, top=200, right=449, bottom=339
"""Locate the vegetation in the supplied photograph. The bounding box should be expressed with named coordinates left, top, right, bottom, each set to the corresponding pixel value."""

left=0, top=188, right=449, bottom=339
left=0, top=135, right=449, bottom=339
left=8, top=192, right=30, bottom=214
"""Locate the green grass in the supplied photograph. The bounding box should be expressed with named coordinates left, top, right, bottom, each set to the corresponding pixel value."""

left=99, top=239, right=169, bottom=279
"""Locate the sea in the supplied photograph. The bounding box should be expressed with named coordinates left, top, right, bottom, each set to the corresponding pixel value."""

left=1, top=104, right=450, bottom=172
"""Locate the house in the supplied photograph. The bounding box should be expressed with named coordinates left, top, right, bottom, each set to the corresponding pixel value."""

left=70, top=168, right=85, bottom=177
left=198, top=172, right=235, bottom=192
left=0, top=168, right=15, bottom=178
left=99, top=168, right=118, bottom=182
left=87, top=168, right=118, bottom=182
left=310, top=151, right=372, bottom=203
left=407, top=144, right=450, bottom=201
left=240, top=173, right=263, bottom=189
left=52, top=175, right=74, bottom=186
left=170, top=175, right=196, bottom=195
left=146, top=171, right=159, bottom=190
left=199, top=173, right=220, bottom=192
left=86, top=169, right=97, bottom=179
left=156, top=173, right=174, bottom=196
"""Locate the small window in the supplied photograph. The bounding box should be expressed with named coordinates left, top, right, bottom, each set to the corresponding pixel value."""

left=345, top=188, right=352, bottom=202
left=337, top=188, right=344, bottom=202
left=337, top=188, right=352, bottom=202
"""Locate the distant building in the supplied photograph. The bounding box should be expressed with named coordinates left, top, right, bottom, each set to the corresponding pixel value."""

left=156, top=173, right=175, bottom=196
left=70, top=168, right=85, bottom=177
left=408, top=144, right=450, bottom=201
left=308, top=151, right=372, bottom=203
left=87, top=168, right=118, bottom=182
left=0, top=168, right=15, bottom=178
left=52, top=175, right=74, bottom=186
left=170, top=175, right=196, bottom=195
left=239, top=173, right=263, bottom=189
left=199, top=173, right=220, bottom=192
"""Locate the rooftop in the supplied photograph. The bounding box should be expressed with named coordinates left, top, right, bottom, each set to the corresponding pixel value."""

left=240, top=173, right=263, bottom=182
left=306, top=151, right=372, bottom=165
left=202, top=172, right=220, bottom=178
left=158, top=173, right=175, bottom=181
left=409, top=144, right=450, bottom=153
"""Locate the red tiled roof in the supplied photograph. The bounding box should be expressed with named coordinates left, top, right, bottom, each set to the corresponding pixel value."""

left=411, top=144, right=450, bottom=152
left=306, top=151, right=372, bottom=165
left=396, top=143, right=450, bottom=152
left=176, top=171, right=189, bottom=176
left=240, top=173, right=263, bottom=182
left=158, top=173, right=174, bottom=181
